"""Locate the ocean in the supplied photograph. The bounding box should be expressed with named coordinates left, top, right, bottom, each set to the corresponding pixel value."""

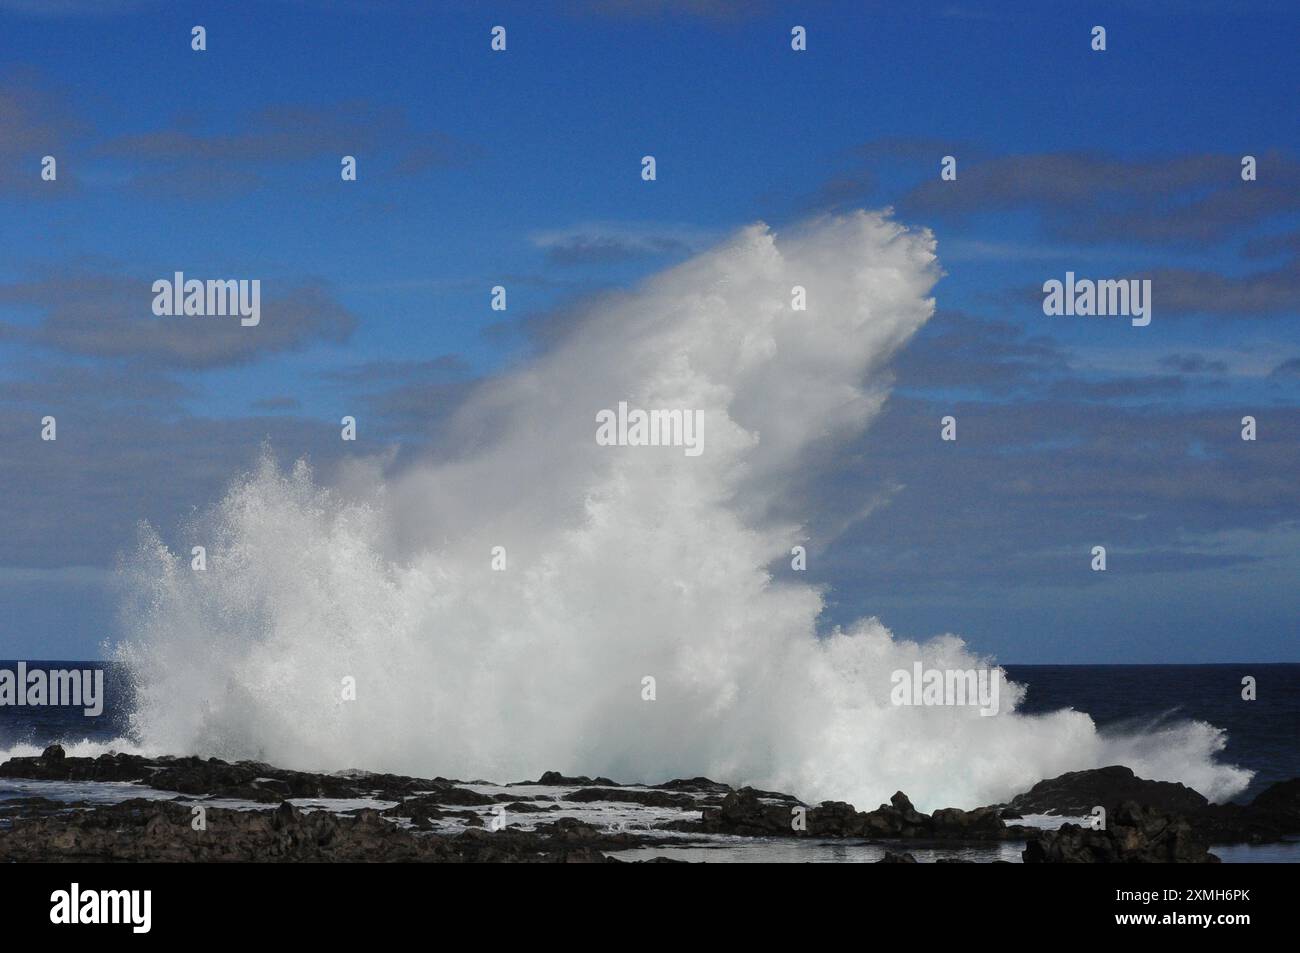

left=1004, top=663, right=1300, bottom=803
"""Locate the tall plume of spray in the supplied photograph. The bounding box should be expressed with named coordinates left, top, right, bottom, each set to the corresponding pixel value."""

left=111, top=212, right=1250, bottom=809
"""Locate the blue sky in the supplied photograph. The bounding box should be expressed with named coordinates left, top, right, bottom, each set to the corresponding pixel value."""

left=1, top=0, right=1297, bottom=662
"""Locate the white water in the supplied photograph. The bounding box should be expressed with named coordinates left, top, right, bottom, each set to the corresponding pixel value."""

left=91, top=212, right=1248, bottom=811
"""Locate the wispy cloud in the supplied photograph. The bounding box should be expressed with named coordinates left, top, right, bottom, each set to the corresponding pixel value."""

left=1160, top=353, right=1229, bottom=375
left=899, top=150, right=1300, bottom=247
left=96, top=101, right=473, bottom=196
left=1270, top=356, right=1300, bottom=378
left=0, top=74, right=85, bottom=194
left=1139, top=256, right=1300, bottom=316
left=0, top=270, right=357, bottom=368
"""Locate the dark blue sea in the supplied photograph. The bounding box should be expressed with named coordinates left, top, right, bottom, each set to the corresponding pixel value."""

left=1004, top=663, right=1299, bottom=803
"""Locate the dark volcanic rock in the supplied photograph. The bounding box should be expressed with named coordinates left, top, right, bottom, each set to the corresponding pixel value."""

left=699, top=788, right=801, bottom=835
left=1006, top=765, right=1208, bottom=817
left=432, top=786, right=497, bottom=806
left=0, top=750, right=152, bottom=784
left=931, top=806, right=1004, bottom=836
left=1252, top=778, right=1300, bottom=815
left=10, top=748, right=1285, bottom=861
left=381, top=794, right=484, bottom=829
left=877, top=851, right=918, bottom=863
left=811, top=800, right=873, bottom=836
left=694, top=787, right=1007, bottom=841
left=0, top=798, right=443, bottom=862
left=0, top=796, right=83, bottom=820
left=652, top=777, right=732, bottom=794
left=1193, top=778, right=1300, bottom=843
left=147, top=758, right=348, bottom=803
left=1004, top=766, right=1300, bottom=846
left=501, top=801, right=561, bottom=813
left=565, top=787, right=692, bottom=808
left=1023, top=801, right=1219, bottom=863
left=532, top=771, right=619, bottom=787
left=0, top=798, right=640, bottom=863
left=0, top=751, right=456, bottom=803
left=890, top=791, right=927, bottom=825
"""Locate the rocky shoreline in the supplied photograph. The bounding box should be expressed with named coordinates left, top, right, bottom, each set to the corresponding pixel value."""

left=1, top=746, right=1296, bottom=863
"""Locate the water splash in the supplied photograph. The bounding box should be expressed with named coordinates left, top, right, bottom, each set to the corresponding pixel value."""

left=104, top=212, right=1251, bottom=810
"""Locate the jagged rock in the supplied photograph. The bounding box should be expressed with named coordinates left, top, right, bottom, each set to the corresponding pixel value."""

left=0, top=797, right=640, bottom=863
left=698, top=787, right=838, bottom=835
left=931, top=806, right=1004, bottom=836
left=810, top=801, right=871, bottom=837
left=695, top=787, right=1008, bottom=840
left=877, top=851, right=917, bottom=863
left=890, top=791, right=928, bottom=826
left=700, top=788, right=793, bottom=835
left=0, top=750, right=149, bottom=783
left=1023, top=801, right=1219, bottom=863
left=1005, top=766, right=1300, bottom=846
left=6, top=748, right=1290, bottom=861
left=692, top=785, right=1015, bottom=840
left=0, top=751, right=455, bottom=803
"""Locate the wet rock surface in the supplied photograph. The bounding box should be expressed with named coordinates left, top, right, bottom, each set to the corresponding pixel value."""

left=1023, top=801, right=1220, bottom=863
left=0, top=745, right=458, bottom=803
left=681, top=787, right=1020, bottom=841
left=2, top=746, right=1295, bottom=862
left=1001, top=765, right=1300, bottom=845
left=0, top=798, right=639, bottom=863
